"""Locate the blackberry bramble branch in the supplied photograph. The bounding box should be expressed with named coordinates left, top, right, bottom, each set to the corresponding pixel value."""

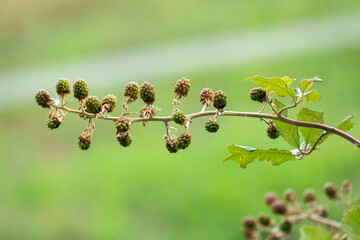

left=35, top=76, right=359, bottom=168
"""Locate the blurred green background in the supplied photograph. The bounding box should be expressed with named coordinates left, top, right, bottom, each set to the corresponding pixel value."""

left=1, top=1, right=360, bottom=239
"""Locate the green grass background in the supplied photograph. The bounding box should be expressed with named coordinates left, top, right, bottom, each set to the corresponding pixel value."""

left=1, top=1, right=360, bottom=239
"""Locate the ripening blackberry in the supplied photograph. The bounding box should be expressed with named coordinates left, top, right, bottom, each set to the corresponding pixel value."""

left=266, top=125, right=280, bottom=139
left=242, top=218, right=257, bottom=230
left=177, top=132, right=192, bottom=150
left=56, top=78, right=71, bottom=95
left=249, top=87, right=267, bottom=103
left=303, top=189, right=316, bottom=205
left=35, top=89, right=53, bottom=108
left=124, top=82, right=139, bottom=104
left=140, top=82, right=156, bottom=105
left=102, top=94, right=117, bottom=113
left=213, top=90, right=227, bottom=111
left=85, top=96, right=102, bottom=114
left=264, top=192, right=278, bottom=206
left=315, top=205, right=328, bottom=218
left=205, top=119, right=219, bottom=133
left=115, top=119, right=130, bottom=133
left=341, top=180, right=352, bottom=194
left=284, top=189, right=296, bottom=202
left=172, top=110, right=186, bottom=125
left=200, top=88, right=214, bottom=106
left=117, top=132, right=133, bottom=147
left=73, top=78, right=89, bottom=100
left=324, top=183, right=339, bottom=200
left=47, top=115, right=62, bottom=129
left=174, top=77, right=191, bottom=99
left=78, top=133, right=92, bottom=150
left=270, top=200, right=287, bottom=215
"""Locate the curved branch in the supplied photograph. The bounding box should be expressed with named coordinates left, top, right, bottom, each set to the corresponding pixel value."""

left=55, top=105, right=360, bottom=148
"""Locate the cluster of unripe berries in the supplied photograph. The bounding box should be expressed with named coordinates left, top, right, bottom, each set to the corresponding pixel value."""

left=241, top=180, right=352, bottom=240
left=35, top=77, right=283, bottom=151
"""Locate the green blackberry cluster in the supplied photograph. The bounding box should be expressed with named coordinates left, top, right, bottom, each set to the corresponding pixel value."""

left=140, top=82, right=156, bottom=104
left=101, top=94, right=117, bottom=113
left=213, top=90, right=227, bottom=111
left=78, top=133, right=92, bottom=150
left=172, top=110, right=186, bottom=125
left=205, top=119, right=219, bottom=133
left=266, top=125, right=280, bottom=139
left=115, top=119, right=130, bottom=132
left=35, top=89, right=53, bottom=108
left=258, top=215, right=271, bottom=227
left=249, top=87, right=267, bottom=103
left=116, top=132, right=133, bottom=147
left=85, top=96, right=102, bottom=114
left=200, top=88, right=214, bottom=106
left=124, top=82, right=139, bottom=104
left=174, top=77, right=191, bottom=99
left=176, top=132, right=192, bottom=150
left=73, top=78, right=89, bottom=100
left=47, top=115, right=62, bottom=129
left=279, top=220, right=292, bottom=234
left=56, top=78, right=71, bottom=95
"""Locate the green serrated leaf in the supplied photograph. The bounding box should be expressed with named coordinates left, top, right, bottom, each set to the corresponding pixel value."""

left=223, top=144, right=296, bottom=168
left=318, top=114, right=355, bottom=145
left=338, top=114, right=355, bottom=131
left=299, top=77, right=321, bottom=93
left=299, top=226, right=332, bottom=240
left=273, top=120, right=300, bottom=148
left=273, top=99, right=288, bottom=117
left=304, top=90, right=321, bottom=103
left=297, top=108, right=324, bottom=145
left=342, top=208, right=360, bottom=240
left=282, top=76, right=296, bottom=86
left=247, top=76, right=295, bottom=97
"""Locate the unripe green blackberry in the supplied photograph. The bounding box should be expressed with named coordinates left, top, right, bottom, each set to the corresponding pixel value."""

left=279, top=220, right=292, bottom=234
left=213, top=90, right=227, bottom=111
left=284, top=189, right=296, bottom=202
left=258, top=214, right=271, bottom=227
left=249, top=87, right=267, bottom=103
left=270, top=200, right=287, bottom=215
left=35, top=89, right=53, bottom=108
left=172, top=110, right=186, bottom=125
left=174, top=77, right=191, bottom=99
left=177, top=132, right=192, bottom=150
left=140, top=82, right=156, bottom=105
left=115, top=119, right=130, bottom=133
left=116, top=132, right=133, bottom=147
left=78, top=133, right=92, bottom=150
left=324, top=183, right=339, bottom=200
left=102, top=94, right=117, bottom=113
left=166, top=140, right=178, bottom=153
left=85, top=96, right=102, bottom=114
left=56, top=78, right=71, bottom=95
left=200, top=88, right=214, bottom=106
left=303, top=189, right=316, bottom=205
left=341, top=180, right=352, bottom=194
left=73, top=78, right=89, bottom=100
left=315, top=205, right=328, bottom=218
left=124, top=82, right=139, bottom=104
left=264, top=192, right=278, bottom=206
left=205, top=119, right=219, bottom=133
left=266, top=125, right=280, bottom=139
left=47, top=115, right=62, bottom=129
left=242, top=217, right=257, bottom=230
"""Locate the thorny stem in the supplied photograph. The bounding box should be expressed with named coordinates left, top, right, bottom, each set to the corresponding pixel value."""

left=53, top=105, right=360, bottom=149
